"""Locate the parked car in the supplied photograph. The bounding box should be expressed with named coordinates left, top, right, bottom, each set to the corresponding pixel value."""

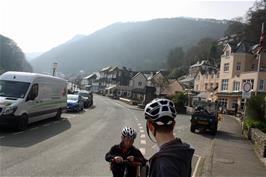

left=74, top=90, right=93, bottom=108
left=190, top=101, right=219, bottom=135
left=67, top=94, right=84, bottom=112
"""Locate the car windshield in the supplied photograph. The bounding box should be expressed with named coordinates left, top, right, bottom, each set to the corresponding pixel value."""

left=79, top=92, right=88, bottom=97
left=67, top=94, right=78, bottom=101
left=0, top=80, right=30, bottom=98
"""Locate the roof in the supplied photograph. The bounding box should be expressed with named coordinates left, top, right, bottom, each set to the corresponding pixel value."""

left=161, top=80, right=184, bottom=96
left=225, top=40, right=257, bottom=53
left=84, top=73, right=97, bottom=79
left=190, top=60, right=209, bottom=68
left=109, top=66, right=119, bottom=72
left=131, top=72, right=147, bottom=80
left=100, top=66, right=112, bottom=72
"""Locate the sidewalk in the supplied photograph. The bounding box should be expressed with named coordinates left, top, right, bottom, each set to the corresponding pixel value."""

left=209, top=115, right=266, bottom=177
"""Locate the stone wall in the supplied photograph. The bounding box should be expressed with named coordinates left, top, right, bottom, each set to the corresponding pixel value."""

left=244, top=128, right=266, bottom=158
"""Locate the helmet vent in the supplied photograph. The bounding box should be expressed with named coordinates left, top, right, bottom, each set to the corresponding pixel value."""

left=162, top=106, right=169, bottom=112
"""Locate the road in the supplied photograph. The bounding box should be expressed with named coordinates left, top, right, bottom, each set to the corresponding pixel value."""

left=0, top=95, right=265, bottom=176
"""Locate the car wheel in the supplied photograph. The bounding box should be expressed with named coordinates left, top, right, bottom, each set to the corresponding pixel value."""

left=17, top=114, right=28, bottom=131
left=54, top=109, right=62, bottom=120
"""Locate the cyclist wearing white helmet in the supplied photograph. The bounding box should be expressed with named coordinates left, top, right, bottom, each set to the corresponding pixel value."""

left=105, top=127, right=146, bottom=177
left=144, top=98, right=194, bottom=177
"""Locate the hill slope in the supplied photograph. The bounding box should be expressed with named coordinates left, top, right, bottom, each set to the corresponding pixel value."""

left=31, top=18, right=229, bottom=75
left=0, top=35, right=32, bottom=74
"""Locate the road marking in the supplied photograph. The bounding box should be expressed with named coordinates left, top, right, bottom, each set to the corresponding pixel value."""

left=140, top=148, right=146, bottom=155
left=30, top=127, right=39, bottom=131
left=13, top=131, right=24, bottom=135
left=140, top=140, right=146, bottom=145
left=192, top=155, right=202, bottom=177
left=140, top=134, right=146, bottom=138
left=0, top=136, right=5, bottom=139
left=139, top=126, right=143, bottom=129
left=138, top=123, right=142, bottom=126
left=140, top=130, right=144, bottom=133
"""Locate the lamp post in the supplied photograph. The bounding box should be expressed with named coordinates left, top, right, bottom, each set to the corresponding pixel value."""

left=52, top=62, right=58, bottom=76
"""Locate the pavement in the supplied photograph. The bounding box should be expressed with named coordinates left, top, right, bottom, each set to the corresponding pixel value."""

left=207, top=114, right=266, bottom=177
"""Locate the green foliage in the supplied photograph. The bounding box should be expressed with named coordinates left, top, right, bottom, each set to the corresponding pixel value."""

left=168, top=92, right=188, bottom=113
left=246, top=95, right=265, bottom=121
left=243, top=118, right=266, bottom=133
left=166, top=47, right=185, bottom=70
left=168, top=67, right=188, bottom=79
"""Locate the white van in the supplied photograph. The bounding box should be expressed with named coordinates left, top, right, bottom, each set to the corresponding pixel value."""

left=0, top=71, right=67, bottom=130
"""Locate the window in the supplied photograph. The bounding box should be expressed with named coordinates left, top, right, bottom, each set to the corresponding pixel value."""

left=210, top=83, right=213, bottom=89
left=236, top=63, right=241, bottom=71
left=225, top=51, right=230, bottom=57
left=259, top=80, right=264, bottom=91
left=196, top=85, right=198, bottom=91
left=233, top=81, right=240, bottom=91
left=243, top=79, right=254, bottom=89
left=224, top=63, right=229, bottom=72
left=205, top=83, right=208, bottom=90
left=138, top=82, right=142, bottom=86
left=219, top=98, right=227, bottom=109
left=232, top=99, right=238, bottom=109
left=251, top=64, right=255, bottom=70
left=211, top=74, right=214, bottom=79
left=221, top=79, right=228, bottom=91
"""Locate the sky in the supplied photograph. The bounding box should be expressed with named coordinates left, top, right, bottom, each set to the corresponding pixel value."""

left=0, top=0, right=256, bottom=53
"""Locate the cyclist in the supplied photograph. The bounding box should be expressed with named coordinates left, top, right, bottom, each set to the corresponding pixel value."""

left=105, top=127, right=147, bottom=177
left=144, top=98, right=195, bottom=177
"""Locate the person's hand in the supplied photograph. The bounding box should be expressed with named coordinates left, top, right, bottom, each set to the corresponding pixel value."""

left=127, top=156, right=134, bottom=162
left=114, top=156, right=123, bottom=163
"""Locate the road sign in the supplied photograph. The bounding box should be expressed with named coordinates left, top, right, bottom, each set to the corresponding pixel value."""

left=243, top=82, right=252, bottom=92
left=242, top=82, right=252, bottom=99
left=242, top=91, right=251, bottom=99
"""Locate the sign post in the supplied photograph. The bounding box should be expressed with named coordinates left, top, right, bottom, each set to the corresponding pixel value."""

left=242, top=82, right=252, bottom=120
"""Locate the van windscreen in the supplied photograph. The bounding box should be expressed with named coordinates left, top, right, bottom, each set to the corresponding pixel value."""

left=0, top=80, right=30, bottom=98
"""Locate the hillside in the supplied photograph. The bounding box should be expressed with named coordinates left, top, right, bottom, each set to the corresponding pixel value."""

left=0, top=35, right=32, bottom=74
left=31, top=17, right=229, bottom=75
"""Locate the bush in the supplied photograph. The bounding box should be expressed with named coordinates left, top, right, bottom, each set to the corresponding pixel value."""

left=243, top=118, right=266, bottom=133
left=168, top=92, right=188, bottom=114
left=246, top=95, right=265, bottom=122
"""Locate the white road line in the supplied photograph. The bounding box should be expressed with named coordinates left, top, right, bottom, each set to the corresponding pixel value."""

left=30, top=127, right=39, bottom=131
left=140, top=140, right=146, bottom=145
left=138, top=123, right=142, bottom=126
left=0, top=136, right=5, bottom=139
left=140, top=130, right=144, bottom=133
left=13, top=131, right=24, bottom=135
left=139, top=126, right=143, bottom=129
left=140, top=148, right=146, bottom=155
left=192, top=155, right=202, bottom=177
left=140, top=134, right=146, bottom=138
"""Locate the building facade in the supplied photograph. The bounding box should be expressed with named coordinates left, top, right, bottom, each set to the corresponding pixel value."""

left=216, top=41, right=266, bottom=112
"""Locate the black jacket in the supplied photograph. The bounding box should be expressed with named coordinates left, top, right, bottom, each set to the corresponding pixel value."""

left=105, top=142, right=147, bottom=166
left=148, top=138, right=194, bottom=177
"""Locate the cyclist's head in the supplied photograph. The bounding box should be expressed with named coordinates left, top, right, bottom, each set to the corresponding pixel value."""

left=121, top=127, right=137, bottom=147
left=144, top=98, right=177, bottom=136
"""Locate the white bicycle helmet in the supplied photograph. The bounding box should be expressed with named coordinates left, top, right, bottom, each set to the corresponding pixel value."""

left=144, top=98, right=177, bottom=125
left=121, top=127, right=137, bottom=139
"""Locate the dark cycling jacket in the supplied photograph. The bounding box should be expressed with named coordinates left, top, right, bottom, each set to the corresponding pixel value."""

left=105, top=142, right=147, bottom=166
left=148, top=138, right=194, bottom=177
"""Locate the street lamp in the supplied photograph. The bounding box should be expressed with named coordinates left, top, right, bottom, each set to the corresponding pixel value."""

left=52, top=62, right=58, bottom=76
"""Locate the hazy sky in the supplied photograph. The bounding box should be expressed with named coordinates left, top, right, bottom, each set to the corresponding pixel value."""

left=0, top=0, right=255, bottom=53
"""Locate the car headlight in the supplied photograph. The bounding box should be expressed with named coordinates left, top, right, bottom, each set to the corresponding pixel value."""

left=3, top=106, right=17, bottom=115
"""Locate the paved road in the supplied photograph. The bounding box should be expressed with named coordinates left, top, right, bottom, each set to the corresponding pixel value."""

left=0, top=95, right=264, bottom=176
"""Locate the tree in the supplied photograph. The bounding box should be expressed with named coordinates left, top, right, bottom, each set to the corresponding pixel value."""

left=166, top=47, right=185, bottom=70
left=0, top=35, right=32, bottom=73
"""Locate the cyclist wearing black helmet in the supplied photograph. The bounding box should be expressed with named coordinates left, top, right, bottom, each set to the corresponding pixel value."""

left=105, top=127, right=146, bottom=177
left=144, top=98, right=195, bottom=177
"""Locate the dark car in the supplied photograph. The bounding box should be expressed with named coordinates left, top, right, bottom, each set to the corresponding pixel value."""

left=74, top=90, right=93, bottom=108
left=190, top=102, right=219, bottom=135
left=67, top=94, right=84, bottom=112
